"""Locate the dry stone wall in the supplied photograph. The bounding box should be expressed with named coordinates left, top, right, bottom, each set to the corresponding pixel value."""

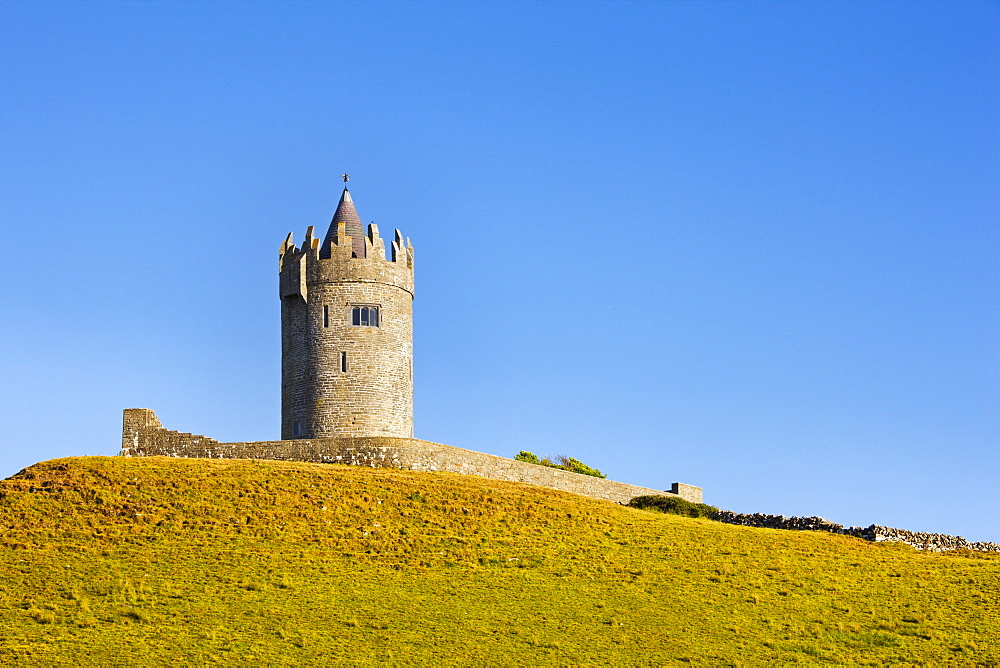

left=711, top=510, right=1000, bottom=553
left=122, top=409, right=702, bottom=505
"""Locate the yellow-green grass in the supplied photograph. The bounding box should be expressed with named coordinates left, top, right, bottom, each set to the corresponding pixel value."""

left=0, top=457, right=996, bottom=665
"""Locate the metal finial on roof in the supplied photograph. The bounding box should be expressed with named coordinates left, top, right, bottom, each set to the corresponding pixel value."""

left=341, top=173, right=350, bottom=184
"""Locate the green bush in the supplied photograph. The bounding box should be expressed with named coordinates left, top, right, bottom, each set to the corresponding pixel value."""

left=628, top=495, right=720, bottom=518
left=513, top=452, right=606, bottom=479
left=554, top=456, right=606, bottom=479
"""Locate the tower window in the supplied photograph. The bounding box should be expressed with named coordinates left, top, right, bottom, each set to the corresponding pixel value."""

left=341, top=351, right=348, bottom=372
left=292, top=420, right=302, bottom=436
left=351, top=305, right=379, bottom=327
left=323, top=305, right=329, bottom=328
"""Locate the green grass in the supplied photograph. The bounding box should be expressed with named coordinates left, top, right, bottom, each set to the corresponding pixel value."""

left=0, top=456, right=997, bottom=665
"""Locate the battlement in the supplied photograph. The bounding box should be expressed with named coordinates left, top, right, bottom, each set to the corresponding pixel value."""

left=279, top=223, right=414, bottom=301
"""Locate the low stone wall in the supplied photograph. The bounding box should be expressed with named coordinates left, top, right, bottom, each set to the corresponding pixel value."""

left=851, top=525, right=1000, bottom=553
left=712, top=511, right=846, bottom=533
left=711, top=511, right=1000, bottom=553
left=121, top=409, right=702, bottom=505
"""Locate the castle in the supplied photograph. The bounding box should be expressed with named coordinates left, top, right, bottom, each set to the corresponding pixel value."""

left=122, top=180, right=702, bottom=505
left=279, top=184, right=414, bottom=439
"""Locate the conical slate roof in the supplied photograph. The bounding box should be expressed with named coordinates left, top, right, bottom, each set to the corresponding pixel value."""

left=321, top=188, right=366, bottom=258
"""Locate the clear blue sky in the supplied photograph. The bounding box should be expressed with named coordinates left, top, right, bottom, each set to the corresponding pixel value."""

left=1, top=1, right=997, bottom=542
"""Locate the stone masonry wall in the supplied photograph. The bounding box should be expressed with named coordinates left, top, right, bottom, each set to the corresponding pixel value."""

left=711, top=511, right=1000, bottom=553
left=122, top=409, right=702, bottom=505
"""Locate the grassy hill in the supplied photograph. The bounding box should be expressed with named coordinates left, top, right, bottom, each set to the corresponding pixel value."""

left=0, top=457, right=996, bottom=665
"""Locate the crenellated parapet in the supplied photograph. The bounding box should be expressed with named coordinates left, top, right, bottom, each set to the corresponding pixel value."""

left=279, top=222, right=414, bottom=302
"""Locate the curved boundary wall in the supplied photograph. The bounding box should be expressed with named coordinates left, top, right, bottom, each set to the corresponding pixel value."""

left=122, top=409, right=702, bottom=505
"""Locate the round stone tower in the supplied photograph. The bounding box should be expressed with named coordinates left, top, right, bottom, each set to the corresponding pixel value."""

left=279, top=185, right=414, bottom=439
